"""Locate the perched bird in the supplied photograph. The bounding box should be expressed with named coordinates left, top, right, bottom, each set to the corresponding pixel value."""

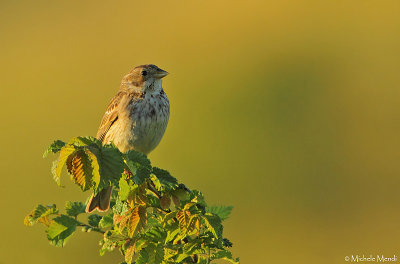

left=86, top=64, right=170, bottom=213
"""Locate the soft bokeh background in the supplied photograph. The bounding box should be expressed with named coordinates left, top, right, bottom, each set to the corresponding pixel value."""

left=1, top=0, right=400, bottom=263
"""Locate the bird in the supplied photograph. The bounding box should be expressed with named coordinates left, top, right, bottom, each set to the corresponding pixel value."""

left=86, top=64, right=170, bottom=213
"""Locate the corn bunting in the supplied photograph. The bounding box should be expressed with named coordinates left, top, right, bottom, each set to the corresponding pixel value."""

left=86, top=64, right=170, bottom=213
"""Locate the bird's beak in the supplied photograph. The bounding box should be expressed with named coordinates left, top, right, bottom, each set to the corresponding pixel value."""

left=153, top=68, right=169, bottom=79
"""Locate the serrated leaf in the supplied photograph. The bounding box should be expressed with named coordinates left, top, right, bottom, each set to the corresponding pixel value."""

left=46, top=215, right=77, bottom=247
left=210, top=250, right=239, bottom=263
left=88, top=214, right=102, bottom=227
left=136, top=246, right=149, bottom=264
left=187, top=215, right=200, bottom=235
left=24, top=204, right=58, bottom=226
left=85, top=148, right=101, bottom=190
left=66, top=149, right=93, bottom=191
left=125, top=150, right=151, bottom=169
left=99, top=212, right=114, bottom=228
left=153, top=244, right=164, bottom=264
left=124, top=240, right=136, bottom=264
left=43, top=140, right=66, bottom=158
left=99, top=145, right=124, bottom=187
left=124, top=150, right=151, bottom=184
left=53, top=145, right=76, bottom=186
left=176, top=210, right=190, bottom=233
left=165, top=228, right=180, bottom=244
left=203, top=214, right=222, bottom=239
left=152, top=167, right=178, bottom=190
left=143, top=226, right=166, bottom=242
left=175, top=252, right=191, bottom=263
left=127, top=206, right=147, bottom=237
left=65, top=201, right=86, bottom=218
left=68, top=136, right=102, bottom=147
left=207, top=206, right=233, bottom=221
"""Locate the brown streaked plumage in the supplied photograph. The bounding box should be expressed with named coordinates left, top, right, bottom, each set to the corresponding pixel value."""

left=86, top=64, right=170, bottom=213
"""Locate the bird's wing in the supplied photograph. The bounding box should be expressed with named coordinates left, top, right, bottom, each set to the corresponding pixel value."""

left=96, top=91, right=125, bottom=143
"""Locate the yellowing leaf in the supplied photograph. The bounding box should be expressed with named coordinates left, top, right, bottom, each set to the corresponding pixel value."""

left=176, top=210, right=191, bottom=232
left=66, top=150, right=93, bottom=191
left=53, top=145, right=76, bottom=185
left=127, top=206, right=147, bottom=237
left=124, top=240, right=136, bottom=264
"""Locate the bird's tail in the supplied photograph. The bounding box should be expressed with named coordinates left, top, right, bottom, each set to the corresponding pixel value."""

left=85, top=186, right=112, bottom=213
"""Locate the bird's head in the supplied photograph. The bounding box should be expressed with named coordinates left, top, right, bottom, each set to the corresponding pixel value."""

left=120, top=64, right=168, bottom=93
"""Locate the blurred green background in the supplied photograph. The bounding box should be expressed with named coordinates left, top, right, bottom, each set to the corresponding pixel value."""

left=1, top=0, right=400, bottom=263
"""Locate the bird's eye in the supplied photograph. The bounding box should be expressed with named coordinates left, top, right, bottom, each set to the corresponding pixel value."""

left=141, top=70, right=147, bottom=76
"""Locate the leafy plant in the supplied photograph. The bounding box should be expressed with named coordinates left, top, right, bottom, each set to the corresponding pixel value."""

left=25, top=137, right=239, bottom=264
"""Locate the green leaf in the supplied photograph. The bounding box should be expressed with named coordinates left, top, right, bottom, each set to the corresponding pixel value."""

left=125, top=150, right=151, bottom=168
left=124, top=150, right=151, bottom=184
left=124, top=239, right=136, bottom=264
left=152, top=167, right=178, bottom=190
left=88, top=214, right=102, bottom=227
left=65, top=201, right=86, bottom=218
left=143, top=226, right=166, bottom=242
left=165, top=228, right=180, bottom=244
left=136, top=247, right=149, bottom=264
left=43, top=140, right=66, bottom=158
left=46, top=215, right=78, bottom=247
left=118, top=178, right=132, bottom=201
left=85, top=148, right=101, bottom=190
left=203, top=213, right=222, bottom=239
left=24, top=204, right=58, bottom=226
left=68, top=136, right=101, bottom=147
left=99, top=144, right=124, bottom=188
left=207, top=206, right=233, bottom=221
left=176, top=252, right=191, bottom=263
left=210, top=250, right=239, bottom=263
left=99, top=212, right=114, bottom=228
left=53, top=145, right=76, bottom=186
left=153, top=244, right=164, bottom=264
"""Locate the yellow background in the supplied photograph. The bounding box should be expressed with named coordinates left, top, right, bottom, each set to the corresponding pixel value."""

left=1, top=0, right=400, bottom=263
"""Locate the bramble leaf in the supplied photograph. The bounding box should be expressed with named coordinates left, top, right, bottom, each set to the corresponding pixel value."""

left=24, top=204, right=58, bottom=226
left=43, top=140, right=66, bottom=158
left=176, top=209, right=190, bottom=233
left=88, top=214, right=102, bottom=227
left=124, top=239, right=136, bottom=264
left=53, top=145, right=76, bottom=186
left=46, top=215, right=77, bottom=247
left=68, top=136, right=101, bottom=147
left=203, top=213, right=222, bottom=239
left=29, top=136, right=239, bottom=263
left=152, top=167, right=178, bottom=190
left=135, top=246, right=149, bottom=264
left=211, top=250, right=240, bottom=263
left=207, top=205, right=233, bottom=221
left=66, top=149, right=94, bottom=191
left=127, top=206, right=147, bottom=237
left=99, top=144, right=124, bottom=187
left=124, top=150, right=152, bottom=184
left=99, top=212, right=114, bottom=228
left=65, top=201, right=86, bottom=218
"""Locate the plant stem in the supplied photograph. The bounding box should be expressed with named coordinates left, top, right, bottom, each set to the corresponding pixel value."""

left=77, top=221, right=105, bottom=234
